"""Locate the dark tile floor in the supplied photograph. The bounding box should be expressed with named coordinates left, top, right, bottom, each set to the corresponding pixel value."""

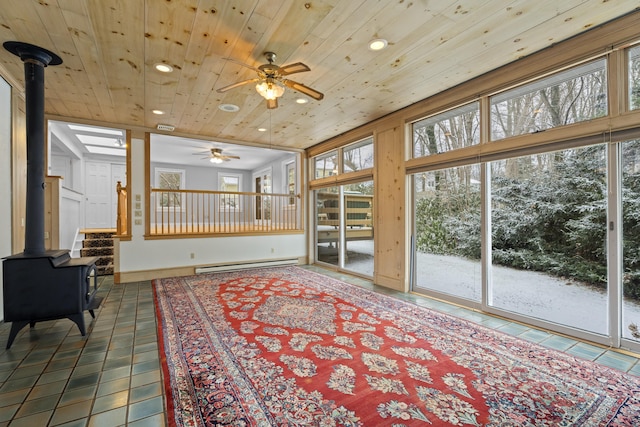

left=1, top=267, right=639, bottom=426
left=0, top=276, right=164, bottom=427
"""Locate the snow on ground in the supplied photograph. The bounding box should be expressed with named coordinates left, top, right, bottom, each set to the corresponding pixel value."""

left=335, top=240, right=640, bottom=339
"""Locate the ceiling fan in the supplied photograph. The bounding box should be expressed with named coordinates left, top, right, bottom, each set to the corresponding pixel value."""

left=216, top=51, right=324, bottom=109
left=195, top=147, right=240, bottom=164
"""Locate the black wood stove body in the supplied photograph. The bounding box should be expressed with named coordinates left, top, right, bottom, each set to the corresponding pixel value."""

left=2, top=41, right=103, bottom=349
left=3, top=251, right=102, bottom=349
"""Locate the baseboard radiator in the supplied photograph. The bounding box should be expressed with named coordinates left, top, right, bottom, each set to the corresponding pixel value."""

left=195, top=258, right=298, bottom=274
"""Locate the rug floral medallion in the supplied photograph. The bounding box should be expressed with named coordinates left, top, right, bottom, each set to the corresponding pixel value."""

left=153, top=266, right=640, bottom=426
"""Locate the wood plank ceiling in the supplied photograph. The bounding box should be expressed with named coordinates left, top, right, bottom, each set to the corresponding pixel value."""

left=0, top=1, right=637, bottom=150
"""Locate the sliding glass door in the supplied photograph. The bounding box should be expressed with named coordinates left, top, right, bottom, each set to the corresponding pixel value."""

left=489, top=146, right=608, bottom=334
left=316, top=187, right=340, bottom=268
left=622, top=139, right=640, bottom=345
left=315, top=181, right=374, bottom=277
left=413, top=165, right=482, bottom=302
left=410, top=140, right=640, bottom=349
left=342, top=181, right=374, bottom=276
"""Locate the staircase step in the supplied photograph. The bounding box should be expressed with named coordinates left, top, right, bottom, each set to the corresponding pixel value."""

left=96, top=263, right=114, bottom=275
left=93, top=257, right=113, bottom=267
left=85, top=232, right=114, bottom=239
left=80, top=230, right=115, bottom=276
left=83, top=238, right=114, bottom=248
left=81, top=247, right=113, bottom=257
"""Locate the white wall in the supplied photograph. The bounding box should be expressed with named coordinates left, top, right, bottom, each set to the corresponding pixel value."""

left=118, top=137, right=306, bottom=277
left=59, top=187, right=82, bottom=251
left=0, top=77, right=11, bottom=321
left=119, top=233, right=305, bottom=273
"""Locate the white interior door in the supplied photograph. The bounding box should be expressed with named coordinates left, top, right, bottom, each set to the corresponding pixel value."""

left=111, top=164, right=126, bottom=229
left=85, top=161, right=112, bottom=229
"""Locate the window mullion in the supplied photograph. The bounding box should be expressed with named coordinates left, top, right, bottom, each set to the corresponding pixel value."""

left=608, top=142, right=622, bottom=348
left=607, top=49, right=625, bottom=117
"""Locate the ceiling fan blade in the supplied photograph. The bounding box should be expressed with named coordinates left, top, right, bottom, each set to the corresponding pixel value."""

left=225, top=155, right=241, bottom=159
left=222, top=57, right=261, bottom=73
left=266, top=98, right=278, bottom=109
left=216, top=78, right=259, bottom=93
left=282, top=79, right=324, bottom=100
left=278, top=62, right=311, bottom=76
left=192, top=150, right=210, bottom=155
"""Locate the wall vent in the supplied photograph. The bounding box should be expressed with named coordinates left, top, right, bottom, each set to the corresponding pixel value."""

left=156, top=124, right=175, bottom=131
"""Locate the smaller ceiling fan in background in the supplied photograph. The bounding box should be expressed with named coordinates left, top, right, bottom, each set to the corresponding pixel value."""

left=194, top=147, right=240, bottom=164
left=216, top=52, right=324, bottom=109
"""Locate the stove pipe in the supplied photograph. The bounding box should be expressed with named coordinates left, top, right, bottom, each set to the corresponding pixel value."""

left=3, top=42, right=62, bottom=255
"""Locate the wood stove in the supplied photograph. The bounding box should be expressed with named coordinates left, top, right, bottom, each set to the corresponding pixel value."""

left=2, top=41, right=103, bottom=349
left=3, top=251, right=102, bottom=349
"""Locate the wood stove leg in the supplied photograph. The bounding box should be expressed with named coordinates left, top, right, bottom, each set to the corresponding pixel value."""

left=67, top=314, right=87, bottom=336
left=6, top=321, right=29, bottom=349
left=89, top=310, right=95, bottom=319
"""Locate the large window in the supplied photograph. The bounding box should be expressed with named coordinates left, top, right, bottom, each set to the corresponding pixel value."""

left=413, top=102, right=480, bottom=157
left=155, top=168, right=184, bottom=209
left=343, top=137, right=374, bottom=172
left=413, top=165, right=481, bottom=302
left=219, top=172, right=241, bottom=210
left=315, top=151, right=337, bottom=178
left=490, top=146, right=608, bottom=334
left=491, top=59, right=607, bottom=140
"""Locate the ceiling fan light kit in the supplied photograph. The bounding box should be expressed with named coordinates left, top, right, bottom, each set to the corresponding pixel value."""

left=255, top=79, right=285, bottom=100
left=217, top=51, right=323, bottom=109
left=195, top=147, right=241, bottom=164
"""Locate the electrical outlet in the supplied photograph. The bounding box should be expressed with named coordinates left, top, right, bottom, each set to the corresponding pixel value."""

left=190, top=253, right=195, bottom=259
left=271, top=248, right=275, bottom=253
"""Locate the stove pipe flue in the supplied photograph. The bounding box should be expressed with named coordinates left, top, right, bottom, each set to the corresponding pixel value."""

left=3, top=41, right=62, bottom=255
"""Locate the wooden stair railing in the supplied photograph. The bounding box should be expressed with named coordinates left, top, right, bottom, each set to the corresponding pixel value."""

left=116, top=181, right=128, bottom=235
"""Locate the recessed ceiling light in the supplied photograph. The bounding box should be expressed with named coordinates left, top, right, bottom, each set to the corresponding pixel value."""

left=154, top=63, right=173, bottom=73
left=218, top=104, right=240, bottom=112
left=296, top=98, right=309, bottom=104
left=152, top=109, right=165, bottom=115
left=368, top=38, right=388, bottom=51
left=258, top=128, right=267, bottom=132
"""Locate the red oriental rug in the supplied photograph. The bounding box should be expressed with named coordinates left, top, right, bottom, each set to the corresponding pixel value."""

left=153, top=266, right=640, bottom=426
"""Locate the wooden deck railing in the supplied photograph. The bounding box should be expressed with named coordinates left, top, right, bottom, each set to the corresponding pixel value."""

left=317, top=192, right=373, bottom=228
left=149, top=188, right=301, bottom=236
left=116, top=181, right=128, bottom=235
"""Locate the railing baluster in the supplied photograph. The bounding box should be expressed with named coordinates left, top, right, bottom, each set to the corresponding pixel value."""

left=149, top=189, right=302, bottom=236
